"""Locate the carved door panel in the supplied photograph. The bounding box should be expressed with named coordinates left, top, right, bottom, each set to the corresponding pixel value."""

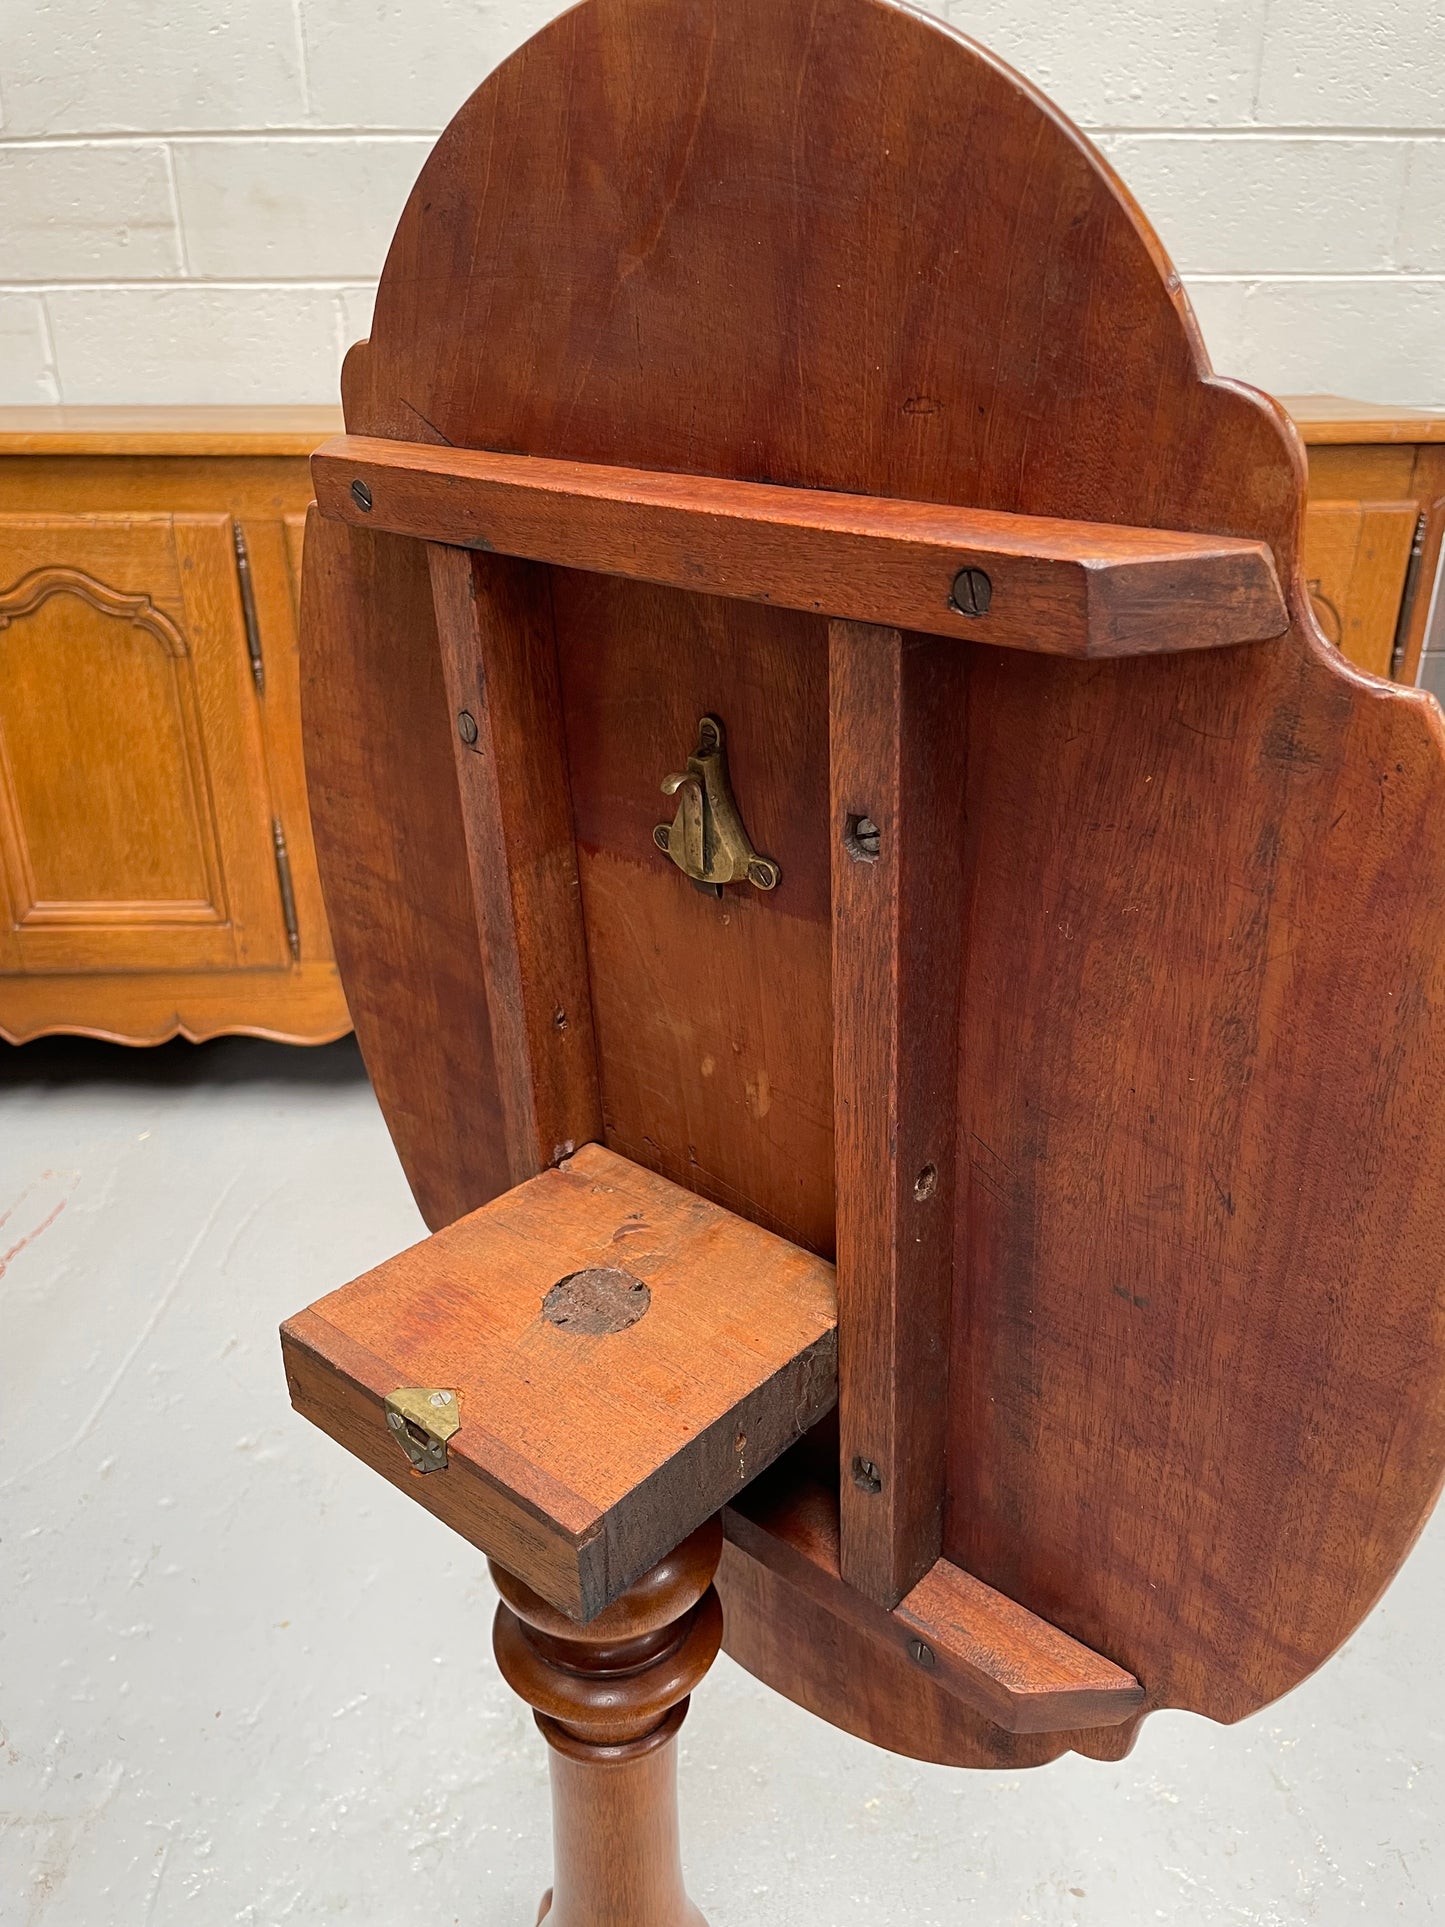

left=1301, top=500, right=1418, bottom=678
left=0, top=514, right=290, bottom=974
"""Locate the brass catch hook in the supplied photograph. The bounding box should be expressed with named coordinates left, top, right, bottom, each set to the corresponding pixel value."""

left=653, top=716, right=780, bottom=897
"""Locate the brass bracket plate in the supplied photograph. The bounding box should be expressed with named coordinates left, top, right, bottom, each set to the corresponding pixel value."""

left=654, top=715, right=780, bottom=897
left=384, top=1386, right=461, bottom=1473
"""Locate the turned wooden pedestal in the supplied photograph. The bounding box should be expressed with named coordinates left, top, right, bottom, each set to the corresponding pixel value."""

left=492, top=1520, right=723, bottom=1927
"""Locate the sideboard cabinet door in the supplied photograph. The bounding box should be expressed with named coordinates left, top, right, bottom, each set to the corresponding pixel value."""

left=0, top=513, right=291, bottom=975
left=1301, top=500, right=1420, bottom=679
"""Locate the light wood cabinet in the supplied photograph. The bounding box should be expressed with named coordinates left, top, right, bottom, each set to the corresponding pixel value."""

left=1285, top=395, right=1445, bottom=690
left=0, top=400, right=1439, bottom=1048
left=0, top=407, right=349, bottom=1044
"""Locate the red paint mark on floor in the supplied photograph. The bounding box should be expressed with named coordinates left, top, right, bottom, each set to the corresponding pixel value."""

left=0, top=1173, right=78, bottom=1281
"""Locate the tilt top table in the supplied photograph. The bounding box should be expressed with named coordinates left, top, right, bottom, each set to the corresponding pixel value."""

left=280, top=1, right=1445, bottom=1919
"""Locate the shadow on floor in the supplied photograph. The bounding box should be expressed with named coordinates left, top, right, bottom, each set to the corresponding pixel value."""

left=0, top=1032, right=369, bottom=1092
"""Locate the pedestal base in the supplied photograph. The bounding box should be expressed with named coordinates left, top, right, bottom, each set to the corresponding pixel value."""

left=492, top=1519, right=723, bottom=1927
left=537, top=1706, right=707, bottom=1927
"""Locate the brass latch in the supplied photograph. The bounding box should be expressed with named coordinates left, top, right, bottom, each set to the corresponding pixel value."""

left=653, top=716, right=780, bottom=897
left=384, top=1387, right=461, bottom=1473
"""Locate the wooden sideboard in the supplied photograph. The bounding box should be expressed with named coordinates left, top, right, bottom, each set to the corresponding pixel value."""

left=1287, top=395, right=1445, bottom=689
left=0, top=397, right=1439, bottom=1046
left=0, top=407, right=349, bottom=1044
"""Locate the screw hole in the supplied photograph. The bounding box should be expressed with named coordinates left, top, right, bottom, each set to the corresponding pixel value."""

left=913, top=1162, right=938, bottom=1202
left=844, top=814, right=882, bottom=863
left=852, top=1455, right=882, bottom=1495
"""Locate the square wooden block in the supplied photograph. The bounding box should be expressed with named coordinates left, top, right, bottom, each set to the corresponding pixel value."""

left=282, top=1144, right=838, bottom=1618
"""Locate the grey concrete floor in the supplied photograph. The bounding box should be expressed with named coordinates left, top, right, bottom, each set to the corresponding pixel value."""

left=1, top=1035, right=1441, bottom=1926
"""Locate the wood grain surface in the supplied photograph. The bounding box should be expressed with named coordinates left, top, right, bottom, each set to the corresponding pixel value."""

left=300, top=509, right=505, bottom=1229
left=946, top=627, right=1445, bottom=1726
left=552, top=571, right=836, bottom=1255
left=300, top=0, right=1445, bottom=1764
left=314, top=436, right=1288, bottom=657
left=722, top=1457, right=1142, bottom=1764
left=492, top=1521, right=722, bottom=1927
left=830, top=619, right=964, bottom=1606
left=283, top=1144, right=837, bottom=1618
left=0, top=436, right=349, bottom=1045
left=0, top=405, right=342, bottom=456
left=429, top=544, right=602, bottom=1180
left=1284, top=396, right=1445, bottom=446
left=0, top=514, right=289, bottom=977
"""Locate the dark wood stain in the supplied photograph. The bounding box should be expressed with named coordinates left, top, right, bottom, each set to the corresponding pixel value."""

left=301, top=0, right=1445, bottom=1767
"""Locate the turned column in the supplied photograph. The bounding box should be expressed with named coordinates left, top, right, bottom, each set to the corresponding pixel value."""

left=490, top=1516, right=724, bottom=1927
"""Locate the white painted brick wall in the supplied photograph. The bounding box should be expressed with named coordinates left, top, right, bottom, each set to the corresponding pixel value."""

left=0, top=0, right=1440, bottom=406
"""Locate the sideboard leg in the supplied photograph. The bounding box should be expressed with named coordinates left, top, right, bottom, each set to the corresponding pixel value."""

left=490, top=1517, right=724, bottom=1927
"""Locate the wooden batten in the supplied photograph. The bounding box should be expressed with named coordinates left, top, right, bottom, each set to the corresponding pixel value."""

left=428, top=543, right=602, bottom=1180
left=282, top=1145, right=839, bottom=1621
left=830, top=620, right=965, bottom=1607
left=312, top=435, right=1289, bottom=659
left=725, top=1469, right=1143, bottom=1737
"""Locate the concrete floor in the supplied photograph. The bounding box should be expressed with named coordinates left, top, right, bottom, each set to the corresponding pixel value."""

left=1, top=1035, right=1442, bottom=1927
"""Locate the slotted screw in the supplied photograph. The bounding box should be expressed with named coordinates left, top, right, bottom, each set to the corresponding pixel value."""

left=949, top=566, right=991, bottom=616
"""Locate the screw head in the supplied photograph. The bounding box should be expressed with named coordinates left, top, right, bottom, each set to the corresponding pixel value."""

left=456, top=710, right=479, bottom=745
left=949, top=566, right=991, bottom=617
left=851, top=1455, right=882, bottom=1495
left=350, top=478, right=374, bottom=513
left=907, top=1637, right=937, bottom=1670
left=845, top=814, right=882, bottom=863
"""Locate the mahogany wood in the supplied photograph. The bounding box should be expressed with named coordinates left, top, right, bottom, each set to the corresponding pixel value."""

left=314, top=436, right=1288, bottom=659
left=298, top=0, right=1445, bottom=1770
left=491, top=1519, right=722, bottom=1927
left=725, top=1459, right=1142, bottom=1740
left=282, top=1144, right=837, bottom=1619
left=946, top=626, right=1445, bottom=1728
left=300, top=509, right=504, bottom=1229
left=551, top=573, right=835, bottom=1255
left=829, top=619, right=964, bottom=1606
left=429, top=543, right=602, bottom=1181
